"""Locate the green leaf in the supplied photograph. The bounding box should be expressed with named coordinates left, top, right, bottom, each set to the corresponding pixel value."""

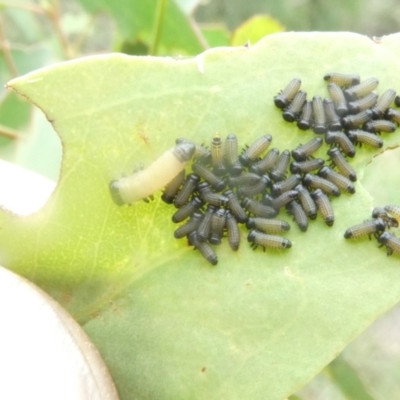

left=231, top=14, right=285, bottom=46
left=4, top=32, right=400, bottom=400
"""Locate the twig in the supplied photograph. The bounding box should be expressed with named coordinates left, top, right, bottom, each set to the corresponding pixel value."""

left=0, top=124, right=20, bottom=140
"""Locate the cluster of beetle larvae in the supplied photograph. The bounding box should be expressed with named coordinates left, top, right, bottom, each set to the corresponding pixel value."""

left=109, top=72, right=400, bottom=265
left=166, top=73, right=400, bottom=264
left=344, top=205, right=400, bottom=256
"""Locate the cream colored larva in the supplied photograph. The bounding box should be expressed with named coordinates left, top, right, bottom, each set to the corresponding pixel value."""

left=109, top=142, right=195, bottom=205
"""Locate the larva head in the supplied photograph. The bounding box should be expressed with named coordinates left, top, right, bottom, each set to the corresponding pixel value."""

left=109, top=180, right=125, bottom=205
left=173, top=142, right=196, bottom=163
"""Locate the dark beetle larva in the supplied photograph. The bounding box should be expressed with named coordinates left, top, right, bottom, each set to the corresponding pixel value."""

left=378, top=232, right=400, bottom=256
left=228, top=172, right=261, bottom=188
left=172, top=196, right=204, bottom=223
left=312, top=188, right=335, bottom=226
left=342, top=109, right=373, bottom=130
left=363, top=119, right=396, bottom=134
left=325, top=131, right=356, bottom=158
left=238, top=174, right=270, bottom=197
left=174, top=173, right=200, bottom=208
left=270, top=149, right=291, bottom=181
left=312, top=95, right=327, bottom=134
left=239, top=134, right=273, bottom=166
left=290, top=158, right=325, bottom=174
left=286, top=200, right=309, bottom=232
left=192, top=163, right=226, bottom=191
left=274, top=78, right=301, bottom=109
left=327, top=147, right=357, bottom=182
left=346, top=129, right=383, bottom=148
left=272, top=174, right=302, bottom=196
left=247, top=230, right=292, bottom=250
left=174, top=211, right=204, bottom=239
left=161, top=169, right=185, bottom=204
left=323, top=98, right=342, bottom=131
left=295, top=184, right=317, bottom=220
left=246, top=217, right=290, bottom=234
left=348, top=91, right=378, bottom=114
left=291, top=137, right=323, bottom=161
left=224, top=133, right=242, bottom=176
left=226, top=211, right=240, bottom=251
left=209, top=208, right=227, bottom=245
left=241, top=197, right=278, bottom=218
left=187, top=231, right=218, bottom=265
left=223, top=189, right=248, bottom=223
left=175, top=138, right=211, bottom=165
left=371, top=207, right=398, bottom=228
left=283, top=90, right=307, bottom=122
left=197, top=182, right=229, bottom=207
left=197, top=204, right=216, bottom=241
left=386, top=108, right=400, bottom=125
left=263, top=190, right=298, bottom=210
left=395, top=95, right=400, bottom=107
left=297, top=100, right=313, bottom=130
left=109, top=142, right=195, bottom=205
left=318, top=166, right=355, bottom=194
left=327, top=83, right=348, bottom=116
left=303, top=173, right=341, bottom=197
left=344, top=218, right=386, bottom=239
left=344, top=77, right=379, bottom=101
left=249, top=148, right=280, bottom=175
left=323, top=72, right=360, bottom=87
left=371, top=89, right=396, bottom=118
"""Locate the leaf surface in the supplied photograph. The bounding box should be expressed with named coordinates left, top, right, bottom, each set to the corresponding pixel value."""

left=4, top=32, right=400, bottom=400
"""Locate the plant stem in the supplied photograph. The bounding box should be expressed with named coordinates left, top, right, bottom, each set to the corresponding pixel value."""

left=0, top=17, right=18, bottom=77
left=0, top=124, right=20, bottom=140
left=149, top=0, right=167, bottom=56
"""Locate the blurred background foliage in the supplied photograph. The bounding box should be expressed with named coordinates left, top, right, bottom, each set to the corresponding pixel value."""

left=1, top=1, right=400, bottom=399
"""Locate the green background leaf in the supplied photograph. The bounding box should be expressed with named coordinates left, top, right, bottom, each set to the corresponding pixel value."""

left=3, top=32, right=400, bottom=400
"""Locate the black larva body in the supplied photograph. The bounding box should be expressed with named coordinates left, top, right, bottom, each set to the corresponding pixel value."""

left=198, top=182, right=229, bottom=207
left=174, top=211, right=204, bottom=239
left=371, top=89, right=396, bottom=117
left=323, top=72, right=360, bottom=87
left=197, top=204, right=216, bottom=241
left=161, top=169, right=185, bottom=204
left=291, top=137, right=323, bottom=161
left=312, top=95, right=327, bottom=134
left=238, top=174, right=270, bottom=197
left=386, top=108, right=400, bottom=125
left=247, top=230, right=292, bottom=250
left=209, top=208, right=227, bottom=245
left=274, top=78, right=301, bottom=109
left=371, top=207, right=398, bottom=228
left=228, top=172, right=262, bottom=188
left=270, top=149, right=291, bottom=181
left=290, top=159, right=325, bottom=174
left=224, top=133, right=242, bottom=176
left=346, top=130, right=383, bottom=148
left=297, top=100, right=313, bottom=130
left=188, top=231, right=218, bottom=265
left=249, top=148, right=280, bottom=175
left=286, top=200, right=309, bottom=232
left=312, top=188, right=335, bottom=226
left=192, top=162, right=226, bottom=191
left=395, top=95, right=400, bottom=107
left=378, top=232, right=400, bottom=256
left=363, top=119, right=396, bottom=134
left=226, top=211, right=240, bottom=251
left=325, top=131, right=356, bottom=158
left=241, top=197, right=278, bottom=218
left=323, top=98, right=342, bottom=131
left=318, top=166, right=355, bottom=194
left=272, top=174, right=302, bottom=196
left=239, top=134, right=273, bottom=166
left=172, top=196, right=204, bottom=223
left=303, top=173, right=341, bottom=197
left=175, top=138, right=211, bottom=165
left=327, top=83, right=348, bottom=116
left=246, top=217, right=290, bottom=234
left=295, top=184, right=317, bottom=220
left=222, top=189, right=248, bottom=223
left=344, top=218, right=386, bottom=239
left=384, top=205, right=400, bottom=224
left=344, top=77, right=379, bottom=101
left=283, top=90, right=307, bottom=122
left=174, top=173, right=200, bottom=208
left=327, top=147, right=357, bottom=182
left=342, top=109, right=373, bottom=130
left=348, top=91, right=378, bottom=114
left=263, top=190, right=298, bottom=210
